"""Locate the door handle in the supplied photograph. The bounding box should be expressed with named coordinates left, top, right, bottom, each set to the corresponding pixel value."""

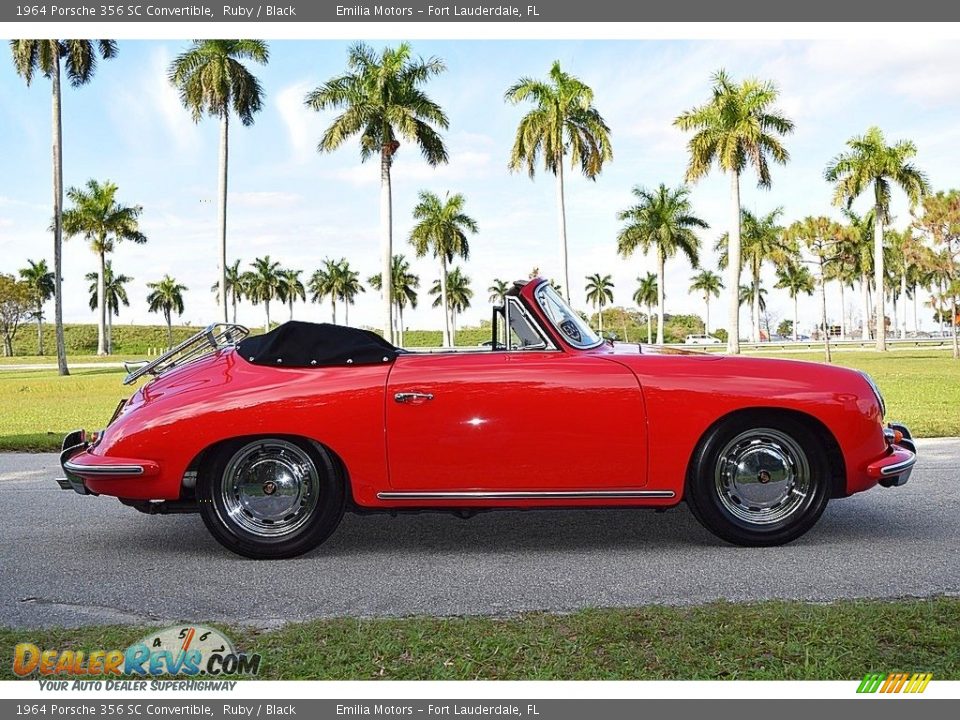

left=394, top=392, right=434, bottom=403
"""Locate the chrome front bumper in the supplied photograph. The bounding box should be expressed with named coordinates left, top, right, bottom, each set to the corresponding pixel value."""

left=872, top=422, right=917, bottom=488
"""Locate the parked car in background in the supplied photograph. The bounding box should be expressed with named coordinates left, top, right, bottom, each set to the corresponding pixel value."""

left=685, top=334, right=722, bottom=345
left=57, top=278, right=917, bottom=558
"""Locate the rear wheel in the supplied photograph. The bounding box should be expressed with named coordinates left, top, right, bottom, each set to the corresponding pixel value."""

left=198, top=437, right=344, bottom=559
left=686, top=416, right=830, bottom=546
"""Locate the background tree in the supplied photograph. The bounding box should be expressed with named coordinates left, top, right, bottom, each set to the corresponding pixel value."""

left=62, top=179, right=146, bottom=355
left=306, top=42, right=448, bottom=343
left=277, top=269, right=305, bottom=321
left=675, top=69, right=793, bottom=354
left=409, top=190, right=477, bottom=347
left=335, top=261, right=365, bottom=327
left=617, top=184, right=706, bottom=344
left=633, top=273, right=658, bottom=344
left=913, top=190, right=960, bottom=359
left=774, top=262, right=815, bottom=341
left=429, top=266, right=472, bottom=342
left=86, top=262, right=131, bottom=354
left=18, top=259, right=54, bottom=356
left=245, top=256, right=282, bottom=333
left=211, top=259, right=244, bottom=324
left=488, top=279, right=509, bottom=305
left=689, top=269, right=723, bottom=335
left=825, top=126, right=930, bottom=351
left=169, top=40, right=268, bottom=324
left=0, top=275, right=33, bottom=357
left=716, top=208, right=790, bottom=342
left=584, top=273, right=615, bottom=333
left=787, top=217, right=844, bottom=362
left=369, top=254, right=419, bottom=345
left=506, top=60, right=612, bottom=302
left=146, top=275, right=187, bottom=351
left=11, top=39, right=118, bottom=374
left=309, top=259, right=338, bottom=324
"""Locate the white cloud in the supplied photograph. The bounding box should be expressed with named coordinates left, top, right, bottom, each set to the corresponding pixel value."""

left=152, top=46, right=200, bottom=153
left=276, top=80, right=316, bottom=160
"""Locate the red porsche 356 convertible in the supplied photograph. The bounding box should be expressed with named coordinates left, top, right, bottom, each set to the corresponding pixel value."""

left=57, top=278, right=917, bottom=558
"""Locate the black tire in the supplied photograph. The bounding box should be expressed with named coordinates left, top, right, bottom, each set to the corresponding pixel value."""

left=197, top=437, right=344, bottom=559
left=686, top=414, right=830, bottom=546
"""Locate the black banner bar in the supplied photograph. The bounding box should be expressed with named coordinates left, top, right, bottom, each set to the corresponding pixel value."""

left=4, top=0, right=960, bottom=23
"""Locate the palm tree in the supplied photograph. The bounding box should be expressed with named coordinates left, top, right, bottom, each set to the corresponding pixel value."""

left=11, top=39, right=118, bottom=374
left=18, top=259, right=55, bottom=356
left=716, top=208, right=790, bottom=343
left=85, top=262, right=132, bottom=353
left=245, top=256, right=282, bottom=332
left=633, top=273, right=658, bottom=345
left=617, top=184, right=707, bottom=344
left=913, top=190, right=960, bottom=359
left=409, top=191, right=478, bottom=347
left=306, top=42, right=448, bottom=343
left=335, top=261, right=365, bottom=327
left=169, top=40, right=269, bottom=324
left=786, top=217, right=845, bottom=362
left=689, top=269, right=723, bottom=335
left=505, top=61, right=613, bottom=302
left=277, top=269, right=306, bottom=321
left=309, top=259, right=339, bottom=324
left=369, top=255, right=420, bottom=346
left=774, top=263, right=815, bottom=341
left=675, top=69, right=793, bottom=354
left=429, top=266, right=473, bottom=343
left=62, top=179, right=146, bottom=355
left=211, top=259, right=245, bottom=324
left=488, top=279, right=510, bottom=305
left=824, top=126, right=930, bottom=351
left=146, top=275, right=187, bottom=351
left=584, top=274, right=614, bottom=334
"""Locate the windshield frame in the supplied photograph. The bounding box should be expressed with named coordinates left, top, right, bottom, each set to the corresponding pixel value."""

left=532, top=282, right=604, bottom=350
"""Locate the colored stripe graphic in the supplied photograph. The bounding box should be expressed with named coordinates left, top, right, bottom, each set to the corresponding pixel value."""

left=857, top=672, right=932, bottom=694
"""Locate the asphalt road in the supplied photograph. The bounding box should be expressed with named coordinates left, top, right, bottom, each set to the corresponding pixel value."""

left=2, top=439, right=958, bottom=629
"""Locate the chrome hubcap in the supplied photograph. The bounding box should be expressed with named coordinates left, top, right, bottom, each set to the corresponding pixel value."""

left=714, top=428, right=811, bottom=526
left=220, top=440, right=319, bottom=538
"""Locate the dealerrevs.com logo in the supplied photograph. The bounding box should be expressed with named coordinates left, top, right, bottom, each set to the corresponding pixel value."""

left=13, top=625, right=261, bottom=680
left=857, top=672, right=933, bottom=694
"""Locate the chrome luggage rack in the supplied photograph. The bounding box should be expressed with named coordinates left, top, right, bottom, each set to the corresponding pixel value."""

left=122, top=323, right=249, bottom=386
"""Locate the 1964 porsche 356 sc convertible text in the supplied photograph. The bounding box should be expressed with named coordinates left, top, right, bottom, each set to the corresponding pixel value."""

left=57, top=278, right=917, bottom=558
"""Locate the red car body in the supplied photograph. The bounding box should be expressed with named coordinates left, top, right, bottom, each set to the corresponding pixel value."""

left=58, top=278, right=917, bottom=555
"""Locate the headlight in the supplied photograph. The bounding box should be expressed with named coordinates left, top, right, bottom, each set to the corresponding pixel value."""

left=860, top=371, right=885, bottom=418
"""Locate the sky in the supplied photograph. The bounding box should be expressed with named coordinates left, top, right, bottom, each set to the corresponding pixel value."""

left=1, top=38, right=959, bottom=335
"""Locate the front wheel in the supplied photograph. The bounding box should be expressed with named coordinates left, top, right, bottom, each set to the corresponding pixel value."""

left=198, top=437, right=344, bottom=559
left=686, top=416, right=830, bottom=546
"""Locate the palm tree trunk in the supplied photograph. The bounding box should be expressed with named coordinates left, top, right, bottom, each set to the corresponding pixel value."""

left=598, top=305, right=604, bottom=334
left=555, top=157, right=570, bottom=303
left=96, top=248, right=107, bottom=355
left=398, top=304, right=404, bottom=347
left=656, top=249, right=666, bottom=345
left=873, top=206, right=886, bottom=351
left=726, top=170, right=741, bottom=354
left=900, top=273, right=908, bottom=339
left=264, top=299, right=271, bottom=334
left=646, top=306, right=652, bottom=345
left=36, top=302, right=44, bottom=356
left=819, top=259, right=831, bottom=363
left=289, top=298, right=294, bottom=322
left=345, top=301, right=350, bottom=327
left=704, top=297, right=710, bottom=335
left=51, top=49, right=68, bottom=376
left=217, top=110, right=229, bottom=325
left=752, top=259, right=761, bottom=343
left=440, top=256, right=452, bottom=348
left=839, top=283, right=847, bottom=340
left=108, top=311, right=113, bottom=354
left=861, top=274, right=871, bottom=340
left=939, top=280, right=945, bottom=336
left=165, top=310, right=172, bottom=351
left=913, top=288, right=919, bottom=333
left=380, top=148, right=394, bottom=343
left=793, top=295, right=799, bottom=342
left=232, top=290, right=238, bottom=324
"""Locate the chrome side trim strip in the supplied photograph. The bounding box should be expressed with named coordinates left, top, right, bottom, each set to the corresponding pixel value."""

left=879, top=454, right=917, bottom=477
left=63, top=461, right=144, bottom=477
left=377, top=490, right=675, bottom=500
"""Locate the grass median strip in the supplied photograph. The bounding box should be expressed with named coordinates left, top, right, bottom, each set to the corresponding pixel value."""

left=1, top=598, right=958, bottom=680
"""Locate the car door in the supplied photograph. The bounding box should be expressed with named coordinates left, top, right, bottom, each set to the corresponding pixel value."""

left=384, top=349, right=648, bottom=492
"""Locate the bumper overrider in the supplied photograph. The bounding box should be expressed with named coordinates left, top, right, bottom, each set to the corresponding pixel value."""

left=56, top=429, right=159, bottom=496
left=867, top=422, right=918, bottom=488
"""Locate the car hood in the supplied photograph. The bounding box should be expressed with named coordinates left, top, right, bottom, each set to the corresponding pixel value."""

left=609, top=342, right=723, bottom=359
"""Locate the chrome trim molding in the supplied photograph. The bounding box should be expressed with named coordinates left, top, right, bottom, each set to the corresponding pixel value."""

left=377, top=490, right=675, bottom=500
left=63, top=461, right=144, bottom=476
left=879, top=454, right=917, bottom=477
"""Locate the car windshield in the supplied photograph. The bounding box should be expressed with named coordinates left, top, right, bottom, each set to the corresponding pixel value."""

left=534, top=283, right=603, bottom=349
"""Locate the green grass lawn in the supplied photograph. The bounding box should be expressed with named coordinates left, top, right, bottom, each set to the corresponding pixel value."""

left=0, top=349, right=956, bottom=452
left=1, top=598, right=956, bottom=680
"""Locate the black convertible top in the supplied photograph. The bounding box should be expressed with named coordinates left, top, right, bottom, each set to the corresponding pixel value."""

left=236, top=321, right=400, bottom=368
